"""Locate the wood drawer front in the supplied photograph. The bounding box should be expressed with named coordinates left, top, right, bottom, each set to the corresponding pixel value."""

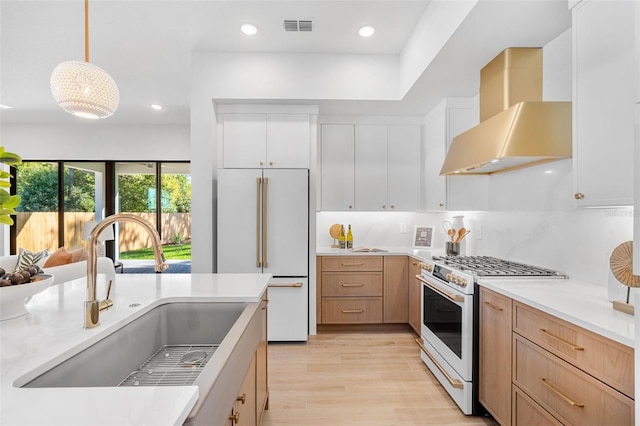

left=321, top=256, right=383, bottom=272
left=513, top=335, right=634, bottom=426
left=322, top=272, right=383, bottom=297
left=513, top=302, right=634, bottom=398
left=512, top=384, right=562, bottom=426
left=321, top=297, right=383, bottom=324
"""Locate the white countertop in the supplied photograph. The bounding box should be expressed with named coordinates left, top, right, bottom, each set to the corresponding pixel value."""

left=479, top=278, right=634, bottom=348
left=317, top=246, right=445, bottom=258
left=0, top=273, right=271, bottom=426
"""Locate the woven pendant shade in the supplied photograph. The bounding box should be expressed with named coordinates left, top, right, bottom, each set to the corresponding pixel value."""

left=50, top=0, right=119, bottom=119
left=51, top=61, right=119, bottom=119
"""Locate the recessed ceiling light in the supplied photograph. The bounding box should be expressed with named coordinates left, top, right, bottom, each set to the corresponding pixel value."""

left=358, top=26, right=375, bottom=37
left=0, top=104, right=14, bottom=109
left=241, top=24, right=257, bottom=35
left=150, top=104, right=163, bottom=111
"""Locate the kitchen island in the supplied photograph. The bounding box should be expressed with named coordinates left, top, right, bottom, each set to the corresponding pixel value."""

left=0, top=273, right=271, bottom=426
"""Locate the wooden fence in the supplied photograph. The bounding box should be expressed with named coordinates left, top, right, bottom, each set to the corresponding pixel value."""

left=15, top=212, right=191, bottom=253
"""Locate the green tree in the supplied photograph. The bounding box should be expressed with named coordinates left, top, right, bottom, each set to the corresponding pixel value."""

left=118, top=174, right=156, bottom=212
left=63, top=167, right=95, bottom=212
left=162, top=175, right=191, bottom=213
left=16, top=163, right=58, bottom=212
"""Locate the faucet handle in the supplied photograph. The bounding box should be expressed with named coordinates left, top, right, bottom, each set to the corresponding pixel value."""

left=99, top=280, right=113, bottom=312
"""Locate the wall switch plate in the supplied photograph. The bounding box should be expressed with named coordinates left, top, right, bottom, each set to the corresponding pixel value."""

left=400, top=223, right=407, bottom=233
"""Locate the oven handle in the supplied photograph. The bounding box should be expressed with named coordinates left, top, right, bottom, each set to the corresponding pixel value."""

left=415, top=338, right=464, bottom=389
left=417, top=275, right=464, bottom=302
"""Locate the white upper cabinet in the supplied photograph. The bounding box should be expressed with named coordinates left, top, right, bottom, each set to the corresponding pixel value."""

left=355, top=125, right=421, bottom=211
left=320, top=124, right=355, bottom=211
left=320, top=123, right=421, bottom=211
left=387, top=126, right=421, bottom=211
left=355, top=125, right=388, bottom=211
left=222, top=113, right=310, bottom=168
left=572, top=0, right=636, bottom=206
left=424, top=98, right=488, bottom=211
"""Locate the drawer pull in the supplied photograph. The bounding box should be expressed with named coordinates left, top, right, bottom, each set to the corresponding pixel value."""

left=342, top=309, right=364, bottom=313
left=269, top=282, right=303, bottom=288
left=341, top=262, right=365, bottom=266
left=237, top=393, right=247, bottom=404
left=341, top=283, right=364, bottom=287
left=484, top=301, right=504, bottom=311
left=539, top=378, right=584, bottom=407
left=415, top=338, right=464, bottom=389
left=540, top=328, right=584, bottom=351
left=417, top=276, right=464, bottom=302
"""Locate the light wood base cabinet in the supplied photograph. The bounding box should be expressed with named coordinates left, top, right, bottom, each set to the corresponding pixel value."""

left=318, top=255, right=409, bottom=325
left=479, top=287, right=512, bottom=426
left=479, top=287, right=634, bottom=426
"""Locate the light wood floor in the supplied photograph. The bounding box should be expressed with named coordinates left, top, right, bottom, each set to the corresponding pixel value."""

left=261, top=330, right=498, bottom=425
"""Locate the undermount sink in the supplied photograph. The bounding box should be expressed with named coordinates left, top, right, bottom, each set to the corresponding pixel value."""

left=21, top=302, right=247, bottom=389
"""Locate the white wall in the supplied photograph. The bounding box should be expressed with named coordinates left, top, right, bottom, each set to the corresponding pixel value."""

left=2, top=124, right=189, bottom=160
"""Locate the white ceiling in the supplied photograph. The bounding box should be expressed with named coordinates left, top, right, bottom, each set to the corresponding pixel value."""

left=0, top=0, right=571, bottom=125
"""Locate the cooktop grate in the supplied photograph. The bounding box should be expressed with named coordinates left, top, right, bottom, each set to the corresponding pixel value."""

left=118, top=344, right=219, bottom=387
left=432, top=255, right=567, bottom=277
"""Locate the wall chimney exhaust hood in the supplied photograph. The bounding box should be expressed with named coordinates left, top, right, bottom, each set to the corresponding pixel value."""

left=440, top=48, right=571, bottom=175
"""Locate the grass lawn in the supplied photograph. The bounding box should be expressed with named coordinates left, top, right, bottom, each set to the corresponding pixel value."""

left=120, top=244, right=191, bottom=260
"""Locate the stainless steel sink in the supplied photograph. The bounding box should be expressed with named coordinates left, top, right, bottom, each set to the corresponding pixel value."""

left=22, top=302, right=246, bottom=388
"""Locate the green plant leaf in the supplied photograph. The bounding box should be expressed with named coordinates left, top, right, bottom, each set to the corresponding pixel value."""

left=0, top=151, right=22, bottom=166
left=0, top=208, right=17, bottom=216
left=0, top=215, right=14, bottom=226
left=0, top=181, right=10, bottom=188
left=3, top=195, right=21, bottom=209
left=0, top=170, right=11, bottom=179
left=0, top=189, right=10, bottom=204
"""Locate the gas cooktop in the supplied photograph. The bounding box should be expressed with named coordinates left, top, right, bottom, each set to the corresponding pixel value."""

left=431, top=255, right=568, bottom=278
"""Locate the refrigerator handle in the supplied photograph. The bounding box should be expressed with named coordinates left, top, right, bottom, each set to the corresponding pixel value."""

left=262, top=177, right=269, bottom=268
left=256, top=177, right=262, bottom=268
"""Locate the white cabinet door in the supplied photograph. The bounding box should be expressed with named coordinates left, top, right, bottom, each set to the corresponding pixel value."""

left=573, top=0, right=636, bottom=206
left=222, top=114, right=267, bottom=168
left=320, top=125, right=355, bottom=211
left=267, top=278, right=308, bottom=341
left=387, top=125, right=421, bottom=211
left=262, top=169, right=308, bottom=276
left=217, top=169, right=263, bottom=273
left=424, top=103, right=448, bottom=211
left=355, top=125, right=388, bottom=211
left=266, top=114, right=310, bottom=168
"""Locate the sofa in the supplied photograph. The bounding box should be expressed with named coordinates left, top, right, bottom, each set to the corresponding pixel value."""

left=0, top=254, right=116, bottom=286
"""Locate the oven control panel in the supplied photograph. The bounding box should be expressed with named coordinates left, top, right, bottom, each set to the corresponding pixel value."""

left=420, top=261, right=475, bottom=294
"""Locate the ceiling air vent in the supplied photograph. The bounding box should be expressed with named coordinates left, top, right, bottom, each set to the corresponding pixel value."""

left=283, top=19, right=312, bottom=32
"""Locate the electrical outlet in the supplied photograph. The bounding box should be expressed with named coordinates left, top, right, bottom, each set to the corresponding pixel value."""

left=476, top=224, right=483, bottom=239
left=400, top=223, right=407, bottom=233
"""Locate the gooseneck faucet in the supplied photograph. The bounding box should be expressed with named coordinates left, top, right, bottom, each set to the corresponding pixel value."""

left=85, top=213, right=169, bottom=328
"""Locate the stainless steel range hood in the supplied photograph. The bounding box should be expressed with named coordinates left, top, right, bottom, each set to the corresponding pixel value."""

left=440, top=48, right=571, bottom=175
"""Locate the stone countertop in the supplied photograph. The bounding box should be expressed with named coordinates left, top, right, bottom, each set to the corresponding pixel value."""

left=479, top=278, right=634, bottom=348
left=0, top=273, right=271, bottom=426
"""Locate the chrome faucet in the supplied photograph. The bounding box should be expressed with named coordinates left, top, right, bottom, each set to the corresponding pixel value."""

left=85, top=213, right=169, bottom=328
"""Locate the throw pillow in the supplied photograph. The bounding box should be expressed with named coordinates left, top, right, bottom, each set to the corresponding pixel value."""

left=43, top=247, right=73, bottom=268
left=68, top=246, right=88, bottom=263
left=15, top=248, right=50, bottom=272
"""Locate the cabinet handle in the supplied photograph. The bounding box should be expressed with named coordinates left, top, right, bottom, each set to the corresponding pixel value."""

left=341, top=262, right=364, bottom=266
left=417, top=276, right=464, bottom=302
left=269, top=282, right=303, bottom=288
left=574, top=192, right=584, bottom=200
left=229, top=412, right=240, bottom=423
left=342, top=309, right=364, bottom=313
left=382, top=205, right=386, bottom=209
left=237, top=393, right=247, bottom=404
left=390, top=205, right=395, bottom=209
left=483, top=301, right=504, bottom=311
left=539, top=378, right=584, bottom=407
left=439, top=202, right=445, bottom=207
left=539, top=328, right=584, bottom=351
left=269, top=161, right=274, bottom=166
left=256, top=177, right=262, bottom=268
left=348, top=205, right=353, bottom=209
left=341, top=283, right=364, bottom=287
left=415, top=338, right=464, bottom=389
left=259, top=161, right=264, bottom=166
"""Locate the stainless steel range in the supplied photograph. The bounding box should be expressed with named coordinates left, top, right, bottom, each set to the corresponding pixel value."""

left=416, top=256, right=567, bottom=415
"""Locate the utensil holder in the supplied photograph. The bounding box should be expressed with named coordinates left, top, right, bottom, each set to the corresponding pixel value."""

left=446, top=242, right=460, bottom=256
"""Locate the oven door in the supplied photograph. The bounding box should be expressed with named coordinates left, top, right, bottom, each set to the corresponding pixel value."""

left=418, top=274, right=473, bottom=381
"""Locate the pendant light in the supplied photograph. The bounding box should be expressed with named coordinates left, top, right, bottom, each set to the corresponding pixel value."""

left=50, top=0, right=119, bottom=119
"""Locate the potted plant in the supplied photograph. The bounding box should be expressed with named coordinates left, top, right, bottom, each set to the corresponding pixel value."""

left=0, top=147, right=22, bottom=225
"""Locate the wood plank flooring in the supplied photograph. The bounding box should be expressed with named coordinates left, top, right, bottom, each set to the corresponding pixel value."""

left=261, top=331, right=498, bottom=426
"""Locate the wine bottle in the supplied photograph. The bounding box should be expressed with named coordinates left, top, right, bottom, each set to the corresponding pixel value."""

left=346, top=224, right=353, bottom=249
left=339, top=225, right=346, bottom=249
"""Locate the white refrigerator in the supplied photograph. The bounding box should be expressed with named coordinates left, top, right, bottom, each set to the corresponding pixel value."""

left=217, top=168, right=309, bottom=341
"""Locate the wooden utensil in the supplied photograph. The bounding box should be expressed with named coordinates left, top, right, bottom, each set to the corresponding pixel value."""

left=447, top=229, right=456, bottom=242
left=454, top=228, right=469, bottom=243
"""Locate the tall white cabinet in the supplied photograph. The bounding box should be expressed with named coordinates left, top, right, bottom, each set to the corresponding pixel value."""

left=571, top=0, right=636, bottom=207
left=634, top=0, right=640, bottom=275
left=424, top=98, right=488, bottom=211
left=320, top=123, right=421, bottom=211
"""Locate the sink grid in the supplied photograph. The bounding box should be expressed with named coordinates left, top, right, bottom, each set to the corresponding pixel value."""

left=118, top=344, right=219, bottom=387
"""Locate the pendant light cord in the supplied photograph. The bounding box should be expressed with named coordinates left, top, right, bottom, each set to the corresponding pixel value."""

left=84, top=0, right=89, bottom=62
